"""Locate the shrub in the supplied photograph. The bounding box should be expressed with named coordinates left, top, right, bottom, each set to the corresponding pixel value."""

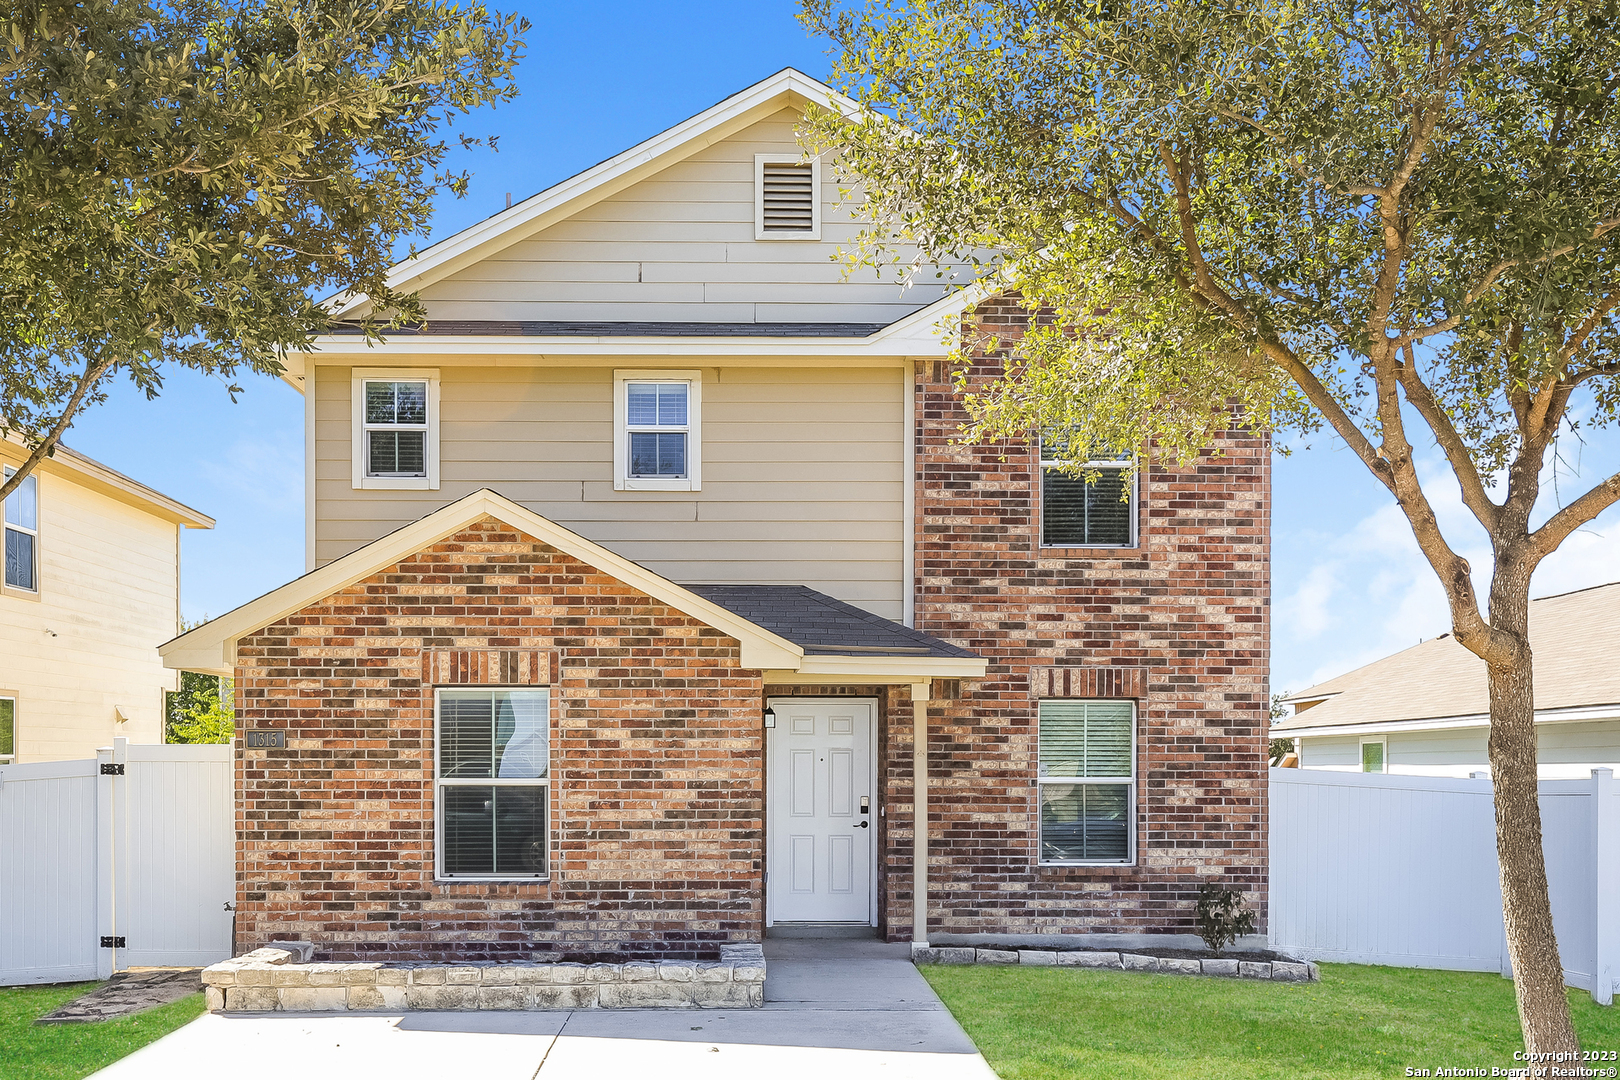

left=1195, top=882, right=1256, bottom=953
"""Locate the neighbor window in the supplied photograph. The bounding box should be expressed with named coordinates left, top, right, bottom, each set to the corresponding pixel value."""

left=1037, top=700, right=1135, bottom=864
left=1361, top=738, right=1386, bottom=774
left=755, top=154, right=821, bottom=240
left=1039, top=436, right=1136, bottom=547
left=0, top=697, right=14, bottom=763
left=351, top=368, right=439, bottom=489
left=4, top=466, right=38, bottom=591
left=614, top=370, right=701, bottom=490
left=435, top=689, right=549, bottom=879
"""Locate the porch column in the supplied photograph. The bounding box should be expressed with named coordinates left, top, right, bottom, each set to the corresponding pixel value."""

left=911, top=680, right=931, bottom=950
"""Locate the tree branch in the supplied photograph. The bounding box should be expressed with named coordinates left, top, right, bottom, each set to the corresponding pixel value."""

left=0, top=352, right=118, bottom=504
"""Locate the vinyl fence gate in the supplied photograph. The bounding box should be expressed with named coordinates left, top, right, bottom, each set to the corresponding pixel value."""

left=0, top=738, right=234, bottom=985
left=1269, top=766, right=1619, bottom=1005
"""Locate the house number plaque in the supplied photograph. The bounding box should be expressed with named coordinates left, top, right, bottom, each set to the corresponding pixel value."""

left=244, top=730, right=286, bottom=749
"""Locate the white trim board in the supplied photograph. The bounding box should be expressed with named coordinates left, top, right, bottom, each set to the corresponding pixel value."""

left=1288, top=702, right=1620, bottom=739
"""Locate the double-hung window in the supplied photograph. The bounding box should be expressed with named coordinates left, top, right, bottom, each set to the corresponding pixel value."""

left=4, top=466, right=38, bottom=591
left=1037, top=700, right=1135, bottom=864
left=614, top=370, right=701, bottom=490
left=1039, top=437, right=1136, bottom=548
left=351, top=368, right=439, bottom=489
left=436, top=689, right=549, bottom=879
left=0, top=696, right=14, bottom=763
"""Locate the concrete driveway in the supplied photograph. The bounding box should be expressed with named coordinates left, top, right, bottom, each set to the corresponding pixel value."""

left=92, top=939, right=997, bottom=1080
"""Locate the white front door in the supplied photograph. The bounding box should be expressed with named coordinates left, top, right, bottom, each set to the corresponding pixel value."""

left=766, top=698, right=876, bottom=924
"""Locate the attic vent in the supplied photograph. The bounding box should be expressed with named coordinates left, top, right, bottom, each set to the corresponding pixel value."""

left=756, top=156, right=820, bottom=240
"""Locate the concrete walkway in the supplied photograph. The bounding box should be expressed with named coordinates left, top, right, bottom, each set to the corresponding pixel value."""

left=92, top=939, right=997, bottom=1080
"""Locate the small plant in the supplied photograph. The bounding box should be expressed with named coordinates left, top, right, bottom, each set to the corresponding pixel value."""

left=1195, top=882, right=1256, bottom=954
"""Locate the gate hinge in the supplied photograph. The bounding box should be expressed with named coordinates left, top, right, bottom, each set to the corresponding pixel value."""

left=100, top=763, right=125, bottom=775
left=100, top=936, right=126, bottom=949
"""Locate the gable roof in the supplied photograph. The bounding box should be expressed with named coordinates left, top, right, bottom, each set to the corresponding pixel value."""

left=2, top=438, right=213, bottom=529
left=160, top=488, right=986, bottom=684
left=329, top=69, right=860, bottom=321
left=1276, top=581, right=1620, bottom=733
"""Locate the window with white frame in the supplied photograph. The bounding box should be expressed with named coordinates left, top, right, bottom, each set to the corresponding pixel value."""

left=755, top=154, right=821, bottom=240
left=0, top=696, right=14, bottom=763
left=351, top=369, right=439, bottom=489
left=613, top=370, right=701, bottom=490
left=1361, top=737, right=1386, bottom=774
left=436, top=689, right=549, bottom=879
left=1037, top=700, right=1135, bottom=864
left=4, top=466, right=38, bottom=591
left=1039, top=436, right=1136, bottom=547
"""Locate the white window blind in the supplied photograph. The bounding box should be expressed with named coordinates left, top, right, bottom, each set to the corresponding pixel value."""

left=625, top=382, right=690, bottom=479
left=436, top=689, right=549, bottom=879
left=1037, top=700, right=1135, bottom=864
left=363, top=380, right=429, bottom=478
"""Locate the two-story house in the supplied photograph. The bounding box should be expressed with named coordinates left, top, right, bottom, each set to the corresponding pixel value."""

left=162, top=70, right=1270, bottom=962
left=2, top=439, right=213, bottom=762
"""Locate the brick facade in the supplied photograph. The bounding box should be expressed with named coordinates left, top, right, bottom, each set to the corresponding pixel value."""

left=903, top=296, right=1272, bottom=941
left=233, top=518, right=763, bottom=962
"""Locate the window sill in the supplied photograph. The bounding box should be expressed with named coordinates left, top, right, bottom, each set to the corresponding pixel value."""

left=616, top=477, right=699, bottom=492
left=1, top=585, right=42, bottom=603
left=1037, top=860, right=1136, bottom=869
left=435, top=875, right=550, bottom=884
left=1037, top=544, right=1140, bottom=554
left=356, top=476, right=437, bottom=491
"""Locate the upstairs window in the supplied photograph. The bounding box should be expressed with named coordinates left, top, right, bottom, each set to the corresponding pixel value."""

left=436, top=689, right=550, bottom=880
left=1037, top=700, right=1135, bottom=865
left=4, top=466, right=38, bottom=591
left=1039, top=437, right=1137, bottom=548
left=614, top=370, right=701, bottom=491
left=351, top=368, right=439, bottom=490
left=755, top=155, right=821, bottom=240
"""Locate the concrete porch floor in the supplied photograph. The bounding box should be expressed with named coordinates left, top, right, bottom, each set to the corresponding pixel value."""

left=90, top=939, right=997, bottom=1080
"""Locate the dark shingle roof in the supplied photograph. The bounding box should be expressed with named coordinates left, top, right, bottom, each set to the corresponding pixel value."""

left=329, top=321, right=888, bottom=338
left=682, top=584, right=977, bottom=659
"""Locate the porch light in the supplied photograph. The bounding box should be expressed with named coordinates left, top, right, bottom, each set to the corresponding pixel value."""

left=763, top=706, right=777, bottom=729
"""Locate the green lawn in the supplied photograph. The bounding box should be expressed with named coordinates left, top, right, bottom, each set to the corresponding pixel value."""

left=922, top=962, right=1620, bottom=1080
left=0, top=982, right=205, bottom=1080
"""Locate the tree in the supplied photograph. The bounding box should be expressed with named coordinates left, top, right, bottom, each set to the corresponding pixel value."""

left=0, top=0, right=527, bottom=501
left=801, top=0, right=1620, bottom=1052
left=166, top=670, right=233, bottom=744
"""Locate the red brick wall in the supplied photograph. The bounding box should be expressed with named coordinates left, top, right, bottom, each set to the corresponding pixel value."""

left=902, top=297, right=1272, bottom=940
left=233, top=517, right=763, bottom=962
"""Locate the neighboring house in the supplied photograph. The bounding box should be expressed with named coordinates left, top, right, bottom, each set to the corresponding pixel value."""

left=161, top=70, right=1270, bottom=962
left=1, top=440, right=213, bottom=762
left=1277, top=582, right=1620, bottom=779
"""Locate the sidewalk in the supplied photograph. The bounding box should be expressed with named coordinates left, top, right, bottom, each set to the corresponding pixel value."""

left=92, top=939, right=998, bottom=1080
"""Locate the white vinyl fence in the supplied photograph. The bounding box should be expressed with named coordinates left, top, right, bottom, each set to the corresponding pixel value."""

left=1270, top=767, right=1619, bottom=1004
left=0, top=738, right=233, bottom=985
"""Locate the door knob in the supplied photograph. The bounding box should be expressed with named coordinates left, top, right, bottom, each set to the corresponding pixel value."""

left=852, top=821, right=869, bottom=828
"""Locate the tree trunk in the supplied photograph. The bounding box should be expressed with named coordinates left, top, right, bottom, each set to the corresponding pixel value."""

left=1486, top=573, right=1579, bottom=1055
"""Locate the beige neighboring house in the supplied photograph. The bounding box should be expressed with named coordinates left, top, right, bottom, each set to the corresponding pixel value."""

left=1278, top=582, right=1620, bottom=779
left=1, top=440, right=213, bottom=762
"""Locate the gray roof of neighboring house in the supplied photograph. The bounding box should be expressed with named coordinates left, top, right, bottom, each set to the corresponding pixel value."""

left=682, top=584, right=978, bottom=659
left=1275, top=581, right=1620, bottom=731
left=330, top=321, right=889, bottom=338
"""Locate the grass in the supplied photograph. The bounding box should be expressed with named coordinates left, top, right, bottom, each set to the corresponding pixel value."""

left=0, top=982, right=206, bottom=1080
left=922, top=962, right=1620, bottom=1080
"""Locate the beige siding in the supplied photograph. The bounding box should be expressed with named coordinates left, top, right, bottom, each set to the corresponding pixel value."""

left=313, top=363, right=906, bottom=618
left=417, top=110, right=964, bottom=325
left=0, top=471, right=180, bottom=761
left=1298, top=720, right=1620, bottom=779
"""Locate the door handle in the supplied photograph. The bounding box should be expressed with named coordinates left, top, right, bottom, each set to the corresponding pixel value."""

left=852, top=821, right=869, bottom=828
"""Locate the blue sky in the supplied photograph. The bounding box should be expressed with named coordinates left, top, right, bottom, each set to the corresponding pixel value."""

left=62, top=0, right=1620, bottom=695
